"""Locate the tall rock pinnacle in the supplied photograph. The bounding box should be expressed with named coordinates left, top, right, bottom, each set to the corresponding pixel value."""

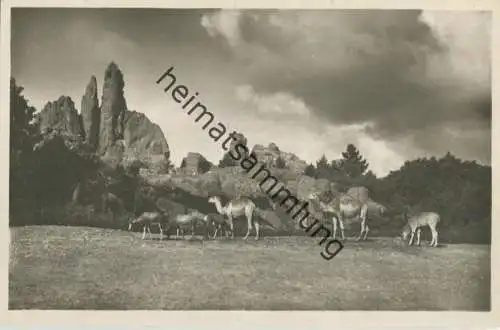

left=99, top=62, right=127, bottom=154
left=81, top=76, right=100, bottom=151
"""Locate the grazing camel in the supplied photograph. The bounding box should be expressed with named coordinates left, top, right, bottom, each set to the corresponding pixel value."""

left=128, top=211, right=167, bottom=240
left=401, top=211, right=440, bottom=247
left=308, top=191, right=371, bottom=241
left=203, top=213, right=232, bottom=239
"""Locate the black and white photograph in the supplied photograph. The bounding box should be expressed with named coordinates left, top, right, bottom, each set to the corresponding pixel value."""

left=3, top=0, right=497, bottom=321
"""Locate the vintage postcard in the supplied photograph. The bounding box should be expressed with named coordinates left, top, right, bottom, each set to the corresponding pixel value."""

left=1, top=0, right=498, bottom=327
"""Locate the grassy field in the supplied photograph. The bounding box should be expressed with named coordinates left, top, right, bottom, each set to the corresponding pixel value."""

left=9, top=225, right=490, bottom=310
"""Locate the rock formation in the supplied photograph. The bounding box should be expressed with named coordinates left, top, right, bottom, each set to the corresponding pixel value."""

left=37, top=96, right=84, bottom=138
left=180, top=152, right=212, bottom=175
left=80, top=76, right=100, bottom=151
left=99, top=62, right=127, bottom=155
left=251, top=143, right=308, bottom=174
left=37, top=62, right=170, bottom=171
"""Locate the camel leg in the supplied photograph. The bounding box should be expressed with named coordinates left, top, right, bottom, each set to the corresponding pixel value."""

left=254, top=221, right=260, bottom=241
left=357, top=206, right=368, bottom=241
left=416, top=229, right=421, bottom=246
left=176, top=228, right=180, bottom=240
left=158, top=223, right=164, bottom=241
left=142, top=226, right=147, bottom=240
left=431, top=228, right=438, bottom=247
left=331, top=216, right=337, bottom=239
left=213, top=226, right=219, bottom=239
left=355, top=217, right=364, bottom=241
left=228, top=215, right=235, bottom=240
left=408, top=231, right=415, bottom=245
left=243, top=213, right=253, bottom=241
left=338, top=215, right=345, bottom=241
left=363, top=224, right=370, bottom=240
left=147, top=225, right=152, bottom=239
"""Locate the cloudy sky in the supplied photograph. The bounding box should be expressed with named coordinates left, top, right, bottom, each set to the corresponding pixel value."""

left=11, top=8, right=491, bottom=177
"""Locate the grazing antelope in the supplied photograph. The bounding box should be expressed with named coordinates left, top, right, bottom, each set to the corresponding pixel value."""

left=128, top=211, right=167, bottom=240
left=401, top=211, right=440, bottom=247
left=203, top=213, right=232, bottom=239
left=164, top=210, right=207, bottom=240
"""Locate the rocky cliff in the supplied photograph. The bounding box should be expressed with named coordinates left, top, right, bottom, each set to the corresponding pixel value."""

left=35, top=62, right=170, bottom=170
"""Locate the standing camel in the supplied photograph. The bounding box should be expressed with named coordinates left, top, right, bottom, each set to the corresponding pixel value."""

left=401, top=211, right=440, bottom=247
left=308, top=192, right=371, bottom=241
left=208, top=196, right=258, bottom=240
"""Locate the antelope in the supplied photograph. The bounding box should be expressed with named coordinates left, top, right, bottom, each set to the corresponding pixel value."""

left=128, top=211, right=167, bottom=240
left=401, top=211, right=440, bottom=247
left=203, top=213, right=232, bottom=239
left=164, top=210, right=207, bottom=240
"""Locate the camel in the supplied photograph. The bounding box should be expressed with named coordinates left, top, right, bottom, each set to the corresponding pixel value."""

left=208, top=196, right=277, bottom=240
left=308, top=191, right=372, bottom=241
left=401, top=211, right=440, bottom=247
left=208, top=196, right=255, bottom=240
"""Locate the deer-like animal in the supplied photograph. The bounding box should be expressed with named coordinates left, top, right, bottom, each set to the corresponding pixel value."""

left=164, top=210, right=207, bottom=240
left=401, top=211, right=440, bottom=247
left=128, top=211, right=167, bottom=240
left=203, top=213, right=232, bottom=239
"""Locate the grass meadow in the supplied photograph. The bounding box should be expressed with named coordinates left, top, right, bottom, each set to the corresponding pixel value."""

left=9, top=225, right=490, bottom=310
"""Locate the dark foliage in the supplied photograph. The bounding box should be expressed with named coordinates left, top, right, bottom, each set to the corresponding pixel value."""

left=275, top=156, right=286, bottom=169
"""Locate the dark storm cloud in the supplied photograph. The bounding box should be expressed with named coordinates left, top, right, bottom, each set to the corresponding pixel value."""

left=201, top=9, right=491, bottom=163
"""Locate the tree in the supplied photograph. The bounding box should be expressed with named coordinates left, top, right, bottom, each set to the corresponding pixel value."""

left=304, top=163, right=316, bottom=177
left=340, top=144, right=369, bottom=178
left=198, top=157, right=213, bottom=174
left=315, top=154, right=330, bottom=179
left=157, top=158, right=175, bottom=174
left=10, top=78, right=37, bottom=165
left=275, top=156, right=286, bottom=169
